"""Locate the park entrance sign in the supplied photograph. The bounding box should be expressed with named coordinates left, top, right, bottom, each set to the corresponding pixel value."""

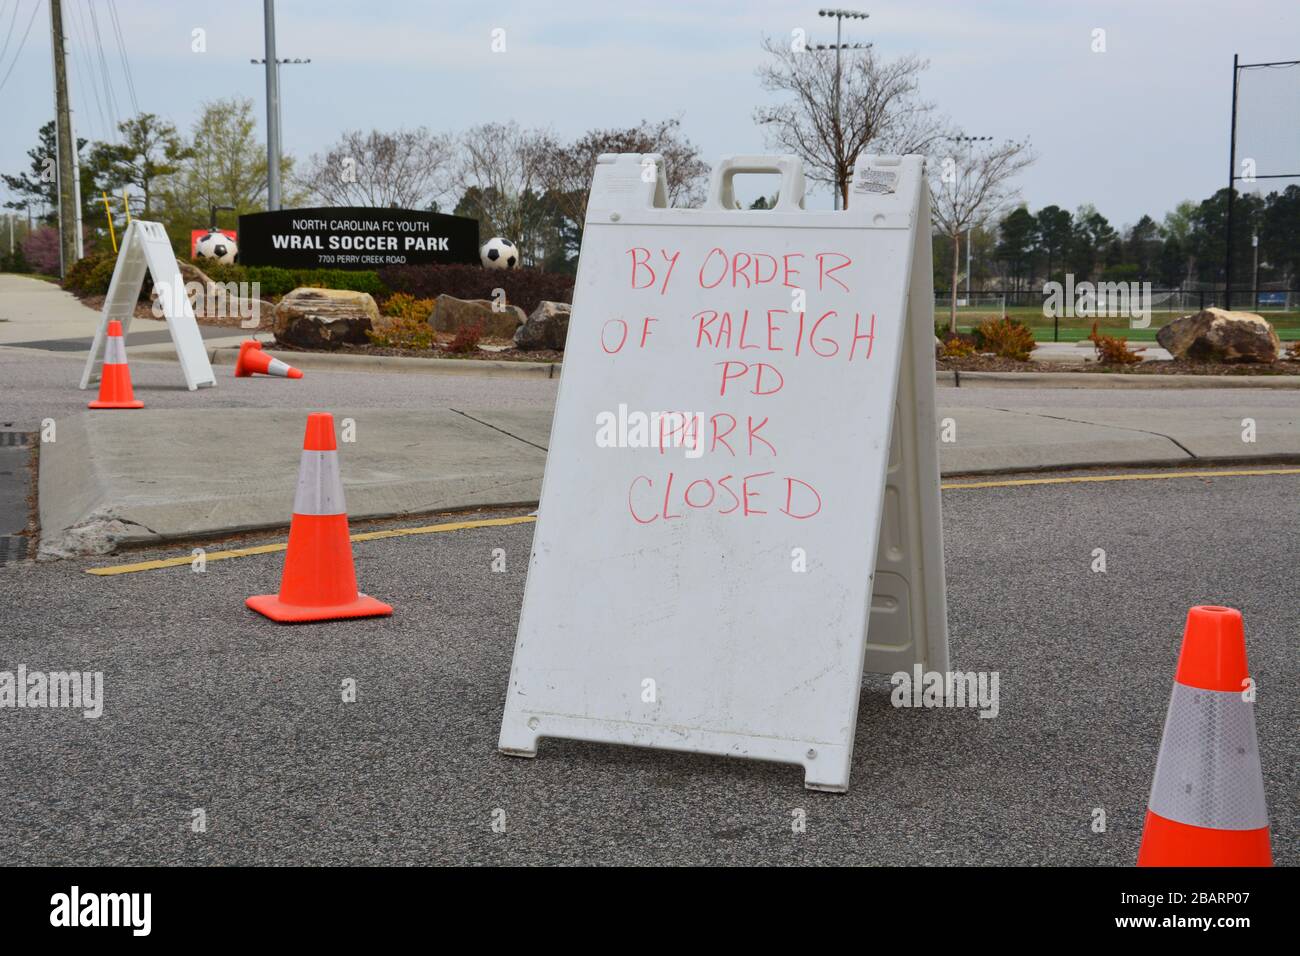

left=498, top=152, right=949, bottom=792
left=237, top=207, right=479, bottom=270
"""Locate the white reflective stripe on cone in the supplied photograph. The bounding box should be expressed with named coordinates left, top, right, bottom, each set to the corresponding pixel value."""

left=1148, top=682, right=1268, bottom=830
left=292, top=450, right=347, bottom=516
left=267, top=358, right=292, bottom=377
left=104, top=335, right=128, bottom=365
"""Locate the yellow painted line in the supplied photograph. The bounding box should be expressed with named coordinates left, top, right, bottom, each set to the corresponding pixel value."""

left=86, top=467, right=1300, bottom=575
left=85, top=514, right=537, bottom=576
left=942, top=467, right=1300, bottom=490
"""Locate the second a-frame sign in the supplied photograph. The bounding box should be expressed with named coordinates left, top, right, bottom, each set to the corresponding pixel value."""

left=499, top=152, right=948, bottom=792
left=79, top=220, right=216, bottom=392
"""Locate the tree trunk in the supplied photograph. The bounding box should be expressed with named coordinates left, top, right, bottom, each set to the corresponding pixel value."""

left=949, top=232, right=960, bottom=334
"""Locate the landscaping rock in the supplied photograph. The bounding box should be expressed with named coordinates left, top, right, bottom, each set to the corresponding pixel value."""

left=430, top=294, right=525, bottom=340
left=177, top=261, right=214, bottom=288
left=1156, top=308, right=1281, bottom=363
left=274, top=287, right=379, bottom=349
left=515, top=301, right=571, bottom=351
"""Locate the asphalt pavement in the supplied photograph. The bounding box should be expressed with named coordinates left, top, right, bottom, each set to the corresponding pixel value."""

left=1, top=470, right=1295, bottom=865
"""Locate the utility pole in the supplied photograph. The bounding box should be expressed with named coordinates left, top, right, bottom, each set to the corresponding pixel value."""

left=263, top=0, right=282, bottom=210
left=814, top=9, right=870, bottom=210
left=49, top=0, right=81, bottom=274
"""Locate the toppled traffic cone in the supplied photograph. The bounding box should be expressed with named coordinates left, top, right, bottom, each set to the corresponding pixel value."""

left=234, top=339, right=303, bottom=379
left=1137, top=605, right=1271, bottom=866
left=245, top=412, right=392, bottom=623
left=88, top=320, right=144, bottom=409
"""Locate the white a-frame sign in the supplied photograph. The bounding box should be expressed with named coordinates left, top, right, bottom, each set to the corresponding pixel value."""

left=498, top=153, right=948, bottom=792
left=79, top=220, right=216, bottom=392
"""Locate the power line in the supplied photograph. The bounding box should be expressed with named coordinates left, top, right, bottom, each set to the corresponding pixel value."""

left=69, top=0, right=110, bottom=140
left=0, top=0, right=40, bottom=98
left=0, top=1, right=22, bottom=70
left=84, top=0, right=120, bottom=132
left=106, top=0, right=136, bottom=115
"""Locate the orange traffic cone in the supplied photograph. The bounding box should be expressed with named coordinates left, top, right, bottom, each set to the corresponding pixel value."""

left=1137, top=605, right=1271, bottom=866
left=88, top=320, right=144, bottom=409
left=234, top=339, right=303, bottom=379
left=245, top=412, right=392, bottom=623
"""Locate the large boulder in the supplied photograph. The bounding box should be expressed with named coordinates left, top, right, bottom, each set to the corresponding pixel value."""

left=430, top=294, right=525, bottom=340
left=1156, top=308, right=1281, bottom=363
left=514, top=301, right=571, bottom=351
left=274, top=287, right=380, bottom=349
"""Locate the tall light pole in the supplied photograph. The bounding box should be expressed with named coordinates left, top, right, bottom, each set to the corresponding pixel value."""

left=250, top=58, right=312, bottom=152
left=948, top=134, right=992, bottom=304
left=1251, top=231, right=1259, bottom=310
left=262, top=0, right=282, bottom=210
left=815, top=8, right=870, bottom=210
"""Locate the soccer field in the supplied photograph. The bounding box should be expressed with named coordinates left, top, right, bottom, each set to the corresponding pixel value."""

left=934, top=304, right=1300, bottom=342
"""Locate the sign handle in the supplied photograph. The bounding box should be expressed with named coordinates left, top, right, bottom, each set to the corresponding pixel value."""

left=704, top=155, right=806, bottom=212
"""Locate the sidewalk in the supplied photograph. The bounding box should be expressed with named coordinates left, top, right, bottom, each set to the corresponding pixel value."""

left=35, top=402, right=1300, bottom=558
left=0, top=272, right=259, bottom=353
left=7, top=273, right=1300, bottom=557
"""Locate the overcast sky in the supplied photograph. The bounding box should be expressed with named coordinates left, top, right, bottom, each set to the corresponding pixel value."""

left=1, top=0, right=1298, bottom=229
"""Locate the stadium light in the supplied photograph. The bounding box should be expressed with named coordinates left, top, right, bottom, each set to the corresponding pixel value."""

left=248, top=55, right=313, bottom=209
left=815, top=8, right=871, bottom=209
left=946, top=135, right=994, bottom=304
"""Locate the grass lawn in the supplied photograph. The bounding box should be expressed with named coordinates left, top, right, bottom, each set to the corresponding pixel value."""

left=934, top=304, right=1300, bottom=343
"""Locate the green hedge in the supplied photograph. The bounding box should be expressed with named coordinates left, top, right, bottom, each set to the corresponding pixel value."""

left=61, top=251, right=388, bottom=301
left=198, top=262, right=387, bottom=298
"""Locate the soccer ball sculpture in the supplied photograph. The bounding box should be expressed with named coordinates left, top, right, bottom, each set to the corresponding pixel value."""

left=480, top=237, right=518, bottom=269
left=195, top=230, right=238, bottom=265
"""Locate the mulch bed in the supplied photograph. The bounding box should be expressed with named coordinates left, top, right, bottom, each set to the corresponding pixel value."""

left=77, top=293, right=1296, bottom=372
left=270, top=340, right=564, bottom=363
left=79, top=294, right=275, bottom=331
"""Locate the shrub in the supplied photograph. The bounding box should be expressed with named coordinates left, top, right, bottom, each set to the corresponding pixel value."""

left=63, top=252, right=110, bottom=294
left=1087, top=322, right=1143, bottom=365
left=378, top=263, right=574, bottom=316
left=0, top=245, right=31, bottom=273
left=381, top=292, right=435, bottom=322
left=88, top=256, right=119, bottom=295
left=940, top=336, right=977, bottom=359
left=367, top=314, right=435, bottom=350
left=22, top=226, right=62, bottom=275
left=974, top=317, right=1035, bottom=361
left=445, top=323, right=483, bottom=354
left=61, top=251, right=122, bottom=296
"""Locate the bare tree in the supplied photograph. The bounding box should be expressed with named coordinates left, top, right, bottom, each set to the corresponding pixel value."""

left=452, top=121, right=554, bottom=264
left=302, top=128, right=454, bottom=209
left=754, top=37, right=949, bottom=207
left=538, top=118, right=710, bottom=233
left=930, top=137, right=1036, bottom=333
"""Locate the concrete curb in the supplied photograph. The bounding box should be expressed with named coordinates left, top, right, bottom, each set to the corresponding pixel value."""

left=37, top=408, right=548, bottom=560
left=133, top=347, right=1300, bottom=388
left=34, top=401, right=1300, bottom=559
left=128, top=340, right=561, bottom=378
left=942, top=370, right=1300, bottom=389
